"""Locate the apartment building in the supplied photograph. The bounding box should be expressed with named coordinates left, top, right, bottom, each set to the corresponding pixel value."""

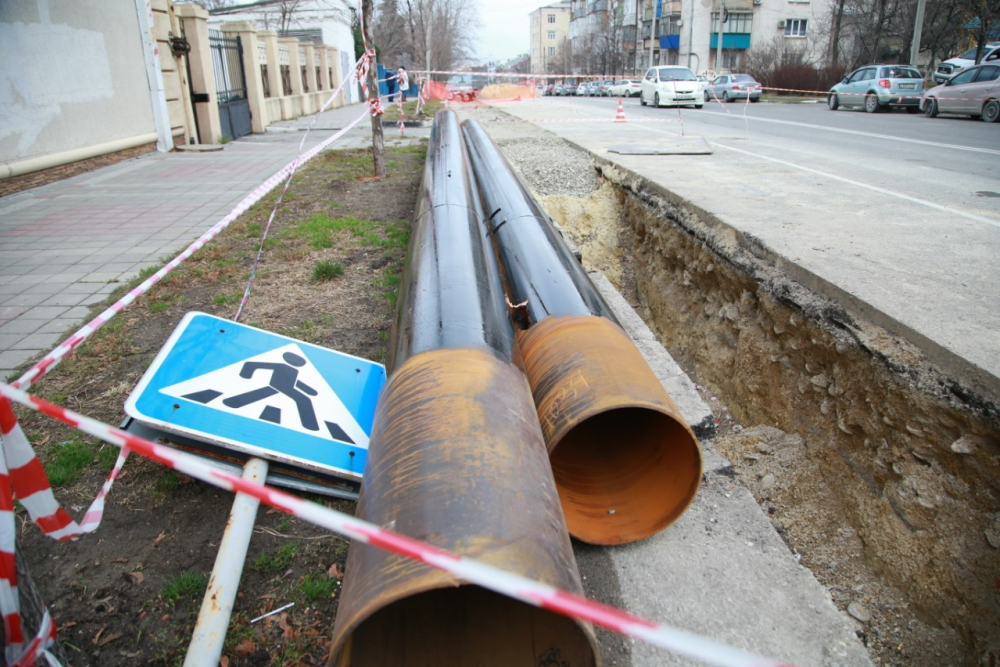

left=530, top=2, right=573, bottom=74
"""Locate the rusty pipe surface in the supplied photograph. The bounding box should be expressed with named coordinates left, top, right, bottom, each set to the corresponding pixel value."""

left=460, top=119, right=614, bottom=325
left=462, top=120, right=703, bottom=545
left=329, top=110, right=598, bottom=666
left=387, top=110, right=514, bottom=374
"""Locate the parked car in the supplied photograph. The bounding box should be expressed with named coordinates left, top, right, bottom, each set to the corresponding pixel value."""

left=598, top=80, right=616, bottom=96
left=584, top=81, right=599, bottom=96
left=576, top=82, right=590, bottom=96
left=607, top=79, right=642, bottom=97
left=827, top=64, right=924, bottom=113
left=933, top=43, right=1000, bottom=83
left=639, top=66, right=704, bottom=108
left=922, top=63, right=1000, bottom=122
left=543, top=83, right=555, bottom=96
left=705, top=74, right=762, bottom=102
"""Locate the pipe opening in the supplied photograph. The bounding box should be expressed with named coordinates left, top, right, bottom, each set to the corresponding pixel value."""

left=551, top=408, right=701, bottom=545
left=339, top=585, right=597, bottom=667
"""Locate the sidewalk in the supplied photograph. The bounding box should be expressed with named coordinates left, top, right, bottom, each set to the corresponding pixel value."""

left=0, top=104, right=412, bottom=381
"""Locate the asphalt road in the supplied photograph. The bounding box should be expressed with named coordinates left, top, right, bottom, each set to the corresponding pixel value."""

left=537, top=94, right=1000, bottom=223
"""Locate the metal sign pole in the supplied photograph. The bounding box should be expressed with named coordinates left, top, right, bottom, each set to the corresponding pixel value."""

left=184, top=457, right=269, bottom=667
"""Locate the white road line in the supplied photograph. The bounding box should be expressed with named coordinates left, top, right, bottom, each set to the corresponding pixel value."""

left=683, top=109, right=1000, bottom=156
left=710, top=141, right=1000, bottom=228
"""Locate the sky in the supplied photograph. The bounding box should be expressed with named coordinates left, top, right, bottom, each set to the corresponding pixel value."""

left=476, top=0, right=547, bottom=62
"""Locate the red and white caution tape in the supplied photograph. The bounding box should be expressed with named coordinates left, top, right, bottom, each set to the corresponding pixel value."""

left=0, top=381, right=792, bottom=667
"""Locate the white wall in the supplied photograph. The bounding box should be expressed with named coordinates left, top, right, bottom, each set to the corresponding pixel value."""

left=0, top=0, right=157, bottom=168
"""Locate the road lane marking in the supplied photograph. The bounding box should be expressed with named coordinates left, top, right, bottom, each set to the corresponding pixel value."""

left=710, top=141, right=1000, bottom=228
left=673, top=108, right=1000, bottom=156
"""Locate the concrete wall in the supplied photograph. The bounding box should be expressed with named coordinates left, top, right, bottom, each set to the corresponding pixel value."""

left=0, top=0, right=158, bottom=176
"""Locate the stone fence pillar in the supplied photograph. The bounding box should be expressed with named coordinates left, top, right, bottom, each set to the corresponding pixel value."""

left=176, top=3, right=221, bottom=144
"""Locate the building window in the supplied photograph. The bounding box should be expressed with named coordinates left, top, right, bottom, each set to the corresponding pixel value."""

left=722, top=50, right=739, bottom=68
left=661, top=14, right=682, bottom=36
left=547, top=46, right=556, bottom=56
left=547, top=14, right=556, bottom=23
left=712, top=11, right=752, bottom=33
left=784, top=19, right=807, bottom=36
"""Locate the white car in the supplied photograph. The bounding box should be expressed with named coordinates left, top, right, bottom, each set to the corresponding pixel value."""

left=608, top=79, right=642, bottom=97
left=933, top=43, right=1000, bottom=83
left=640, top=66, right=704, bottom=108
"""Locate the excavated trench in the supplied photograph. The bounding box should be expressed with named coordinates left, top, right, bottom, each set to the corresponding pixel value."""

left=539, top=163, right=1000, bottom=666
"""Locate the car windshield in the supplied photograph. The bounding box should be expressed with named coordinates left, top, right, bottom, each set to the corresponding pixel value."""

left=882, top=66, right=921, bottom=79
left=659, top=67, right=697, bottom=81
left=732, top=74, right=758, bottom=83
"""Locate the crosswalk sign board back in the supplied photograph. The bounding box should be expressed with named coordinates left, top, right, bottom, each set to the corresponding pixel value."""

left=125, top=312, right=386, bottom=480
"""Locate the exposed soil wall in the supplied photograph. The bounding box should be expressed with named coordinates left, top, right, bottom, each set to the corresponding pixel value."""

left=553, top=161, right=1000, bottom=665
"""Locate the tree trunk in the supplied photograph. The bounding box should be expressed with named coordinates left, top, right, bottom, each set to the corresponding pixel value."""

left=362, top=0, right=386, bottom=179
left=831, top=0, right=846, bottom=66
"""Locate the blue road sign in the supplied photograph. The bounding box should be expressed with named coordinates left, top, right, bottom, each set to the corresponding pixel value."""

left=125, top=312, right=385, bottom=479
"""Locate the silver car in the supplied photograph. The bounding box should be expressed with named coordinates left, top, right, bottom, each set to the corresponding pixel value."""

left=705, top=74, right=762, bottom=102
left=921, top=63, right=1000, bottom=122
left=828, top=64, right=923, bottom=113
left=640, top=66, right=704, bottom=109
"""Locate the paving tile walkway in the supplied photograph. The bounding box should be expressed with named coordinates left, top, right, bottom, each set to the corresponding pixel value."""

left=0, top=104, right=417, bottom=381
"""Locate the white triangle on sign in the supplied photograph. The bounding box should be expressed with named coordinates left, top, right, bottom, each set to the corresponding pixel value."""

left=160, top=343, right=368, bottom=448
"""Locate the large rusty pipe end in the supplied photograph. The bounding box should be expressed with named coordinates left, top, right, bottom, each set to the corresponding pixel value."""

left=329, top=348, right=599, bottom=667
left=519, top=316, right=703, bottom=545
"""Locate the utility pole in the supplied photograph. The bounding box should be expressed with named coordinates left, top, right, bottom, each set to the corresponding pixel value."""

left=909, top=0, right=927, bottom=66
left=715, top=0, right=725, bottom=72
left=362, top=0, right=386, bottom=178
left=648, top=0, right=658, bottom=69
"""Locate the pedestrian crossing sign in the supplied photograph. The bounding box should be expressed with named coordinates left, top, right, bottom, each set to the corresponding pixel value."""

left=125, top=312, right=386, bottom=480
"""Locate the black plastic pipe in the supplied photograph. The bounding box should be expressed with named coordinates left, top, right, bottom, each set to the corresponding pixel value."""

left=460, top=120, right=614, bottom=326
left=386, top=111, right=513, bottom=372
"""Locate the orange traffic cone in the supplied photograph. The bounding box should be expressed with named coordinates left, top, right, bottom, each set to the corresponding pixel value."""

left=615, top=98, right=626, bottom=123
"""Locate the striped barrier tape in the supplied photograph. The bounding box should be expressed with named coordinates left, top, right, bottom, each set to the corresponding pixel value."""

left=0, top=381, right=793, bottom=667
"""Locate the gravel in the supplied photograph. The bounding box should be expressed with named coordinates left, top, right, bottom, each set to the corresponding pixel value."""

left=459, top=108, right=598, bottom=198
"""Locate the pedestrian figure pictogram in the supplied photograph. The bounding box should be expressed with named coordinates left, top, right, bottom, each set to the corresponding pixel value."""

left=125, top=313, right=385, bottom=479
left=222, top=352, right=321, bottom=431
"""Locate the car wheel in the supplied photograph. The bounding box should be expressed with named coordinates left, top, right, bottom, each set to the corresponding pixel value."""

left=704, top=90, right=710, bottom=102
left=654, top=92, right=661, bottom=108
left=827, top=93, right=839, bottom=110
left=864, top=93, right=880, bottom=113
left=722, top=91, right=730, bottom=103
left=983, top=99, right=1000, bottom=123
left=750, top=97, right=759, bottom=103
left=924, top=98, right=938, bottom=118
left=640, top=93, right=647, bottom=106
left=694, top=104, right=703, bottom=109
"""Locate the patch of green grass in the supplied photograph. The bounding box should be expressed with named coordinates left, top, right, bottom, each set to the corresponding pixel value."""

left=97, top=445, right=120, bottom=472
left=246, top=223, right=262, bottom=237
left=161, top=570, right=208, bottom=605
left=377, top=267, right=404, bottom=306
left=156, top=471, right=180, bottom=494
left=253, top=541, right=300, bottom=573
left=212, top=291, right=242, bottom=307
left=298, top=572, right=337, bottom=601
left=274, top=516, right=292, bottom=533
left=312, top=260, right=344, bottom=282
left=44, top=437, right=97, bottom=487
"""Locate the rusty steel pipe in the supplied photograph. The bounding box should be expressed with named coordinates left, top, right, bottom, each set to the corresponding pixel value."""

left=462, top=119, right=703, bottom=545
left=328, top=110, right=598, bottom=667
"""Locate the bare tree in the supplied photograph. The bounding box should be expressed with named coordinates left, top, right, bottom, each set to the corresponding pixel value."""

left=962, top=0, right=1000, bottom=63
